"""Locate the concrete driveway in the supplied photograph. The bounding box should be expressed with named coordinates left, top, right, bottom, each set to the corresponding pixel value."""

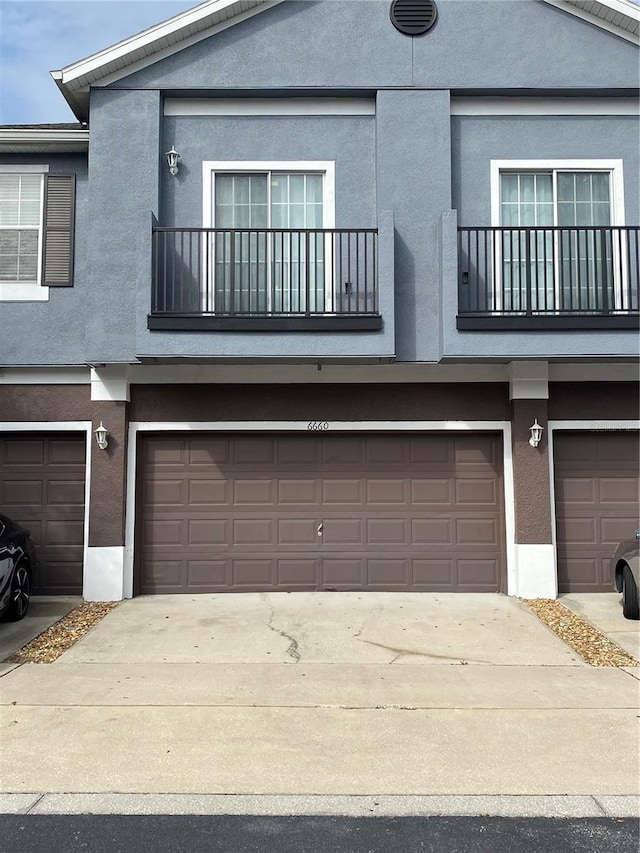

left=1, top=592, right=639, bottom=802
left=59, top=592, right=583, bottom=666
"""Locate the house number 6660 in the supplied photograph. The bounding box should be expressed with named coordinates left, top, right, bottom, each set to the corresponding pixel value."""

left=307, top=421, right=329, bottom=431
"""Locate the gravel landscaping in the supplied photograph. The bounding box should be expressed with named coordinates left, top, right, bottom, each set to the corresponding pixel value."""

left=522, top=599, right=638, bottom=668
left=7, top=602, right=119, bottom=664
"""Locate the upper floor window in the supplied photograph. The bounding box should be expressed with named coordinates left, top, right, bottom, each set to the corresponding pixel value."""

left=489, top=160, right=627, bottom=313
left=203, top=161, right=335, bottom=313
left=0, top=170, right=44, bottom=286
left=491, top=160, right=624, bottom=227
left=499, top=170, right=613, bottom=228
left=214, top=172, right=325, bottom=230
left=0, top=165, right=75, bottom=302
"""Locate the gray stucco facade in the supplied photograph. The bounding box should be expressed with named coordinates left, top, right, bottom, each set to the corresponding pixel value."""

left=0, top=0, right=638, bottom=603
left=1, top=0, right=638, bottom=365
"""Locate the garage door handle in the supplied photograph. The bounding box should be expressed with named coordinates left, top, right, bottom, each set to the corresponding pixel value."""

left=317, top=523, right=324, bottom=536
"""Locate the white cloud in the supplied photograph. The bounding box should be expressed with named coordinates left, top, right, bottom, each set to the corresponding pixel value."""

left=0, top=0, right=196, bottom=124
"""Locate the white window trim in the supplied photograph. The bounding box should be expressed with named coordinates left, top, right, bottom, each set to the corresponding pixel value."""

left=0, top=164, right=50, bottom=302
left=490, top=159, right=625, bottom=226
left=202, top=161, right=336, bottom=229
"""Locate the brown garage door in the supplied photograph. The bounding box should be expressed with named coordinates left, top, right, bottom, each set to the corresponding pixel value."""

left=138, top=433, right=505, bottom=593
left=0, top=434, right=86, bottom=594
left=555, top=431, right=640, bottom=593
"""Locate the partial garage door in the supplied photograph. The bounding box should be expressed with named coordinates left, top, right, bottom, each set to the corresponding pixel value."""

left=0, top=434, right=86, bottom=594
left=138, top=433, right=505, bottom=593
left=555, top=431, right=640, bottom=593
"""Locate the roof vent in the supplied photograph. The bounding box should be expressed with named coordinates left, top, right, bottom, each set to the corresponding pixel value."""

left=390, top=0, right=438, bottom=36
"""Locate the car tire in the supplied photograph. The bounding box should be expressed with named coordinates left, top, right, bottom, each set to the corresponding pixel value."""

left=4, top=561, right=31, bottom=622
left=622, top=564, right=640, bottom=621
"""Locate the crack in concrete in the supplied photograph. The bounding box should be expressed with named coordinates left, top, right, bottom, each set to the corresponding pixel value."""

left=356, top=637, right=489, bottom=665
left=261, top=595, right=301, bottom=663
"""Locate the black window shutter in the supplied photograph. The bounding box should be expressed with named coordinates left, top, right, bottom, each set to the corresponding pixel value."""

left=42, top=174, right=76, bottom=287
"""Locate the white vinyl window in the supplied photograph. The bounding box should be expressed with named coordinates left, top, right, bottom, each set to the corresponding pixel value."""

left=203, top=161, right=335, bottom=314
left=0, top=165, right=48, bottom=301
left=490, top=160, right=625, bottom=312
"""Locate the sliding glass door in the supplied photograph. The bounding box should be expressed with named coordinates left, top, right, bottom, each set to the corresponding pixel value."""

left=500, top=170, right=614, bottom=313
left=213, top=171, right=325, bottom=314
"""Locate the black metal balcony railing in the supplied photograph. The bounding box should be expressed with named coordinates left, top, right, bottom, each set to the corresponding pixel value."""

left=150, top=228, right=380, bottom=331
left=458, top=226, right=639, bottom=329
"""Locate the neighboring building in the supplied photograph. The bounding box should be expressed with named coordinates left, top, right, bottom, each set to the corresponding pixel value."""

left=0, top=0, right=638, bottom=601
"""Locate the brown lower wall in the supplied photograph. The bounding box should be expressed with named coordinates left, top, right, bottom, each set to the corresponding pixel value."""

left=2, top=380, right=636, bottom=556
left=0, top=385, right=127, bottom=548
left=129, top=383, right=512, bottom=422
left=511, top=398, right=552, bottom=544
left=549, top=382, right=639, bottom=420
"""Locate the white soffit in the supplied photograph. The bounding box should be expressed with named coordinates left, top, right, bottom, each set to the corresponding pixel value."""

left=451, top=97, right=640, bottom=115
left=164, top=98, right=376, bottom=116
left=542, top=0, right=640, bottom=44
left=0, top=128, right=90, bottom=153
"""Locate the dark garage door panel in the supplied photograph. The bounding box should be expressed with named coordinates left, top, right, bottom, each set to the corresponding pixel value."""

left=138, top=433, right=505, bottom=594
left=0, top=434, right=86, bottom=594
left=555, top=431, right=640, bottom=593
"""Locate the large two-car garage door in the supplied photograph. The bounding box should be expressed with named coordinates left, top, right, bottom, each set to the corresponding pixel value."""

left=555, top=431, right=639, bottom=593
left=138, top=433, right=505, bottom=593
left=0, top=434, right=86, bottom=594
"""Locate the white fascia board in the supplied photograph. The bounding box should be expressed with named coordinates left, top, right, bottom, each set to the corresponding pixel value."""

left=165, top=98, right=376, bottom=116
left=0, top=129, right=89, bottom=144
left=542, top=0, right=640, bottom=43
left=549, top=362, right=640, bottom=381
left=52, top=0, right=284, bottom=92
left=451, top=98, right=640, bottom=116
left=0, top=368, right=90, bottom=384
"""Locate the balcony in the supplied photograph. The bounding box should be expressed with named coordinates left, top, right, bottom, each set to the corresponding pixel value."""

left=149, top=227, right=381, bottom=332
left=457, top=226, right=639, bottom=330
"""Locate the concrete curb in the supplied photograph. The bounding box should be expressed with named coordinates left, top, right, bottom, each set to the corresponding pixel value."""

left=0, top=793, right=638, bottom=817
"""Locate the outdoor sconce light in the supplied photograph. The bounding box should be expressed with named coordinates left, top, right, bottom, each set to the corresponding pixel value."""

left=529, top=419, right=544, bottom=448
left=165, top=146, right=180, bottom=176
left=94, top=422, right=109, bottom=451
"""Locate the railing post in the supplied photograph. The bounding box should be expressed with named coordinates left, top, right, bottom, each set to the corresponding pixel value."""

left=600, top=228, right=609, bottom=314
left=230, top=230, right=235, bottom=317
left=524, top=229, right=532, bottom=316
left=305, top=231, right=311, bottom=316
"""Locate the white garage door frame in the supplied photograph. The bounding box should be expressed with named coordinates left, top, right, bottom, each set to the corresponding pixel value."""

left=124, top=420, right=523, bottom=600
left=548, top=419, right=640, bottom=594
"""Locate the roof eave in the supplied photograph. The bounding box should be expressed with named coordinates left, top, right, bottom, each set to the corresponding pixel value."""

left=51, top=0, right=284, bottom=122
left=0, top=128, right=90, bottom=154
left=51, top=70, right=90, bottom=124
left=542, top=0, right=640, bottom=44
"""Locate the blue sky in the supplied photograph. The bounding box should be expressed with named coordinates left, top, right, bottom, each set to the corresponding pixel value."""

left=1, top=0, right=638, bottom=125
left=0, top=0, right=196, bottom=124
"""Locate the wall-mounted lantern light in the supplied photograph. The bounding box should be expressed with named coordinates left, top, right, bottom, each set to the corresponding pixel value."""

left=165, top=146, right=180, bottom=176
left=94, top=422, right=109, bottom=451
left=529, top=419, right=544, bottom=448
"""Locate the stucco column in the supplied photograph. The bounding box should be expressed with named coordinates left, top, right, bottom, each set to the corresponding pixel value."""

left=85, top=368, right=130, bottom=600
left=509, top=363, right=556, bottom=598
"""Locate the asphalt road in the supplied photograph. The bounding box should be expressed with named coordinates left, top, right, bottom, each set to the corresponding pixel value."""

left=0, top=815, right=637, bottom=852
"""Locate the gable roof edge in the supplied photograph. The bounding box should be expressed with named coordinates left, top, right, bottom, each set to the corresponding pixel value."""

left=51, top=0, right=285, bottom=122
left=541, top=0, right=640, bottom=44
